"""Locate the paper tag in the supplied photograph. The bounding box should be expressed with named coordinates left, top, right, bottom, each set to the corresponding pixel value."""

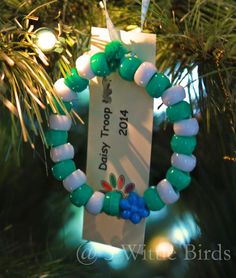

left=83, top=27, right=156, bottom=254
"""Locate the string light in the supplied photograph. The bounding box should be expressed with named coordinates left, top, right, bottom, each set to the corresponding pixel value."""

left=34, top=27, right=57, bottom=53
left=148, top=236, right=175, bottom=261
left=155, top=241, right=174, bottom=259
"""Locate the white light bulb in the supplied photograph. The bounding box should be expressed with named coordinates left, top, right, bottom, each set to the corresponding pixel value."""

left=155, top=241, right=174, bottom=259
left=35, top=28, right=57, bottom=52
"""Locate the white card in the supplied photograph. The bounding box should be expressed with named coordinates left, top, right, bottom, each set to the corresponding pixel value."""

left=83, top=27, right=156, bottom=254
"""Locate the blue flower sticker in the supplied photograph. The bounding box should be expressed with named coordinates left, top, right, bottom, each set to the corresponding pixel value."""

left=119, top=192, right=150, bottom=224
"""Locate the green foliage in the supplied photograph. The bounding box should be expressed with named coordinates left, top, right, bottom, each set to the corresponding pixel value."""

left=0, top=1, right=235, bottom=277
left=145, top=0, right=236, bottom=135
left=0, top=0, right=97, bottom=147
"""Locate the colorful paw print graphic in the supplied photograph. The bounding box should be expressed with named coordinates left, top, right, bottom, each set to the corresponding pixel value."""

left=119, top=192, right=150, bottom=224
left=101, top=173, right=135, bottom=195
left=101, top=173, right=149, bottom=224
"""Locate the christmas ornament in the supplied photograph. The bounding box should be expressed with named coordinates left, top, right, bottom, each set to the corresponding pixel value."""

left=46, top=40, right=199, bottom=224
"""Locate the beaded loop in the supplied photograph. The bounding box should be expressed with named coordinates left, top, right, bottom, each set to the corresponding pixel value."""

left=156, top=179, right=180, bottom=204
left=90, top=52, right=111, bottom=76
left=64, top=68, right=89, bottom=92
left=86, top=192, right=105, bottom=215
left=173, top=118, right=199, bottom=136
left=76, top=52, right=96, bottom=80
left=49, top=115, right=72, bottom=131
left=161, top=85, right=186, bottom=106
left=171, top=153, right=196, bottom=172
left=50, top=143, right=74, bottom=163
left=146, top=72, right=171, bottom=98
left=70, top=183, right=93, bottom=207
left=63, top=169, right=87, bottom=192
left=104, top=40, right=128, bottom=71
left=134, top=62, right=157, bottom=87
left=166, top=167, right=191, bottom=191
left=52, top=160, right=76, bottom=181
left=53, top=78, right=77, bottom=101
left=119, top=54, right=142, bottom=81
left=46, top=40, right=199, bottom=224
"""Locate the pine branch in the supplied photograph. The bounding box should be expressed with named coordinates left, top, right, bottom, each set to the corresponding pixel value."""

left=0, top=2, right=92, bottom=147
left=142, top=0, right=236, bottom=134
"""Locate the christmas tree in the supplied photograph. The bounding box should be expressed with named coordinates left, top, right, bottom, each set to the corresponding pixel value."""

left=0, top=0, right=235, bottom=277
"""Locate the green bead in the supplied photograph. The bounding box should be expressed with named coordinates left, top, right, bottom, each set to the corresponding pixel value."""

left=166, top=167, right=191, bottom=191
left=49, top=97, right=72, bottom=115
left=103, top=191, right=121, bottom=216
left=166, top=101, right=191, bottom=123
left=45, top=130, right=68, bottom=147
left=70, top=183, right=93, bottom=207
left=52, top=160, right=76, bottom=181
left=90, top=52, right=111, bottom=77
left=103, top=193, right=110, bottom=214
left=119, top=55, right=142, bottom=81
left=146, top=73, right=171, bottom=98
left=143, top=186, right=165, bottom=211
left=105, top=41, right=128, bottom=71
left=171, top=135, right=197, bottom=155
left=64, top=68, right=89, bottom=92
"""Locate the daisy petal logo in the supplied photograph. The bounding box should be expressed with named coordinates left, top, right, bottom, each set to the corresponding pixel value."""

left=101, top=173, right=135, bottom=195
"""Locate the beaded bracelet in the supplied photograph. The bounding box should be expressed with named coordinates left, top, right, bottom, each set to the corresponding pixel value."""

left=46, top=41, right=199, bottom=224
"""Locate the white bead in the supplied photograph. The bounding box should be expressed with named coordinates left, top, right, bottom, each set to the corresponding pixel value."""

left=161, top=85, right=186, bottom=106
left=85, top=191, right=105, bottom=215
left=53, top=78, right=77, bottom=101
left=76, top=52, right=95, bottom=80
left=134, top=62, right=157, bottom=87
left=50, top=143, right=74, bottom=163
left=174, top=118, right=199, bottom=136
left=171, top=153, right=196, bottom=172
left=157, top=179, right=180, bottom=204
left=63, top=169, right=87, bottom=192
left=49, top=115, right=72, bottom=131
